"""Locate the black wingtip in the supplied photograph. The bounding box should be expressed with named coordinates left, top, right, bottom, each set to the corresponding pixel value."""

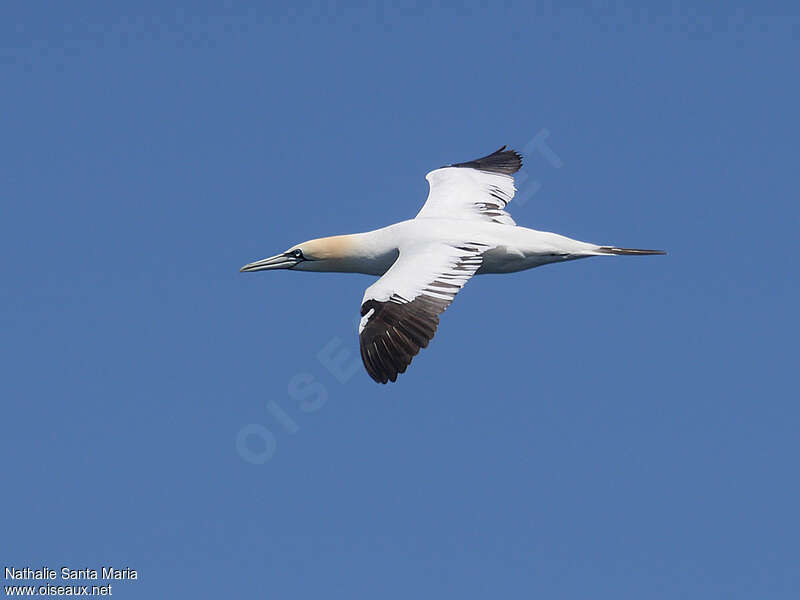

left=449, top=146, right=523, bottom=175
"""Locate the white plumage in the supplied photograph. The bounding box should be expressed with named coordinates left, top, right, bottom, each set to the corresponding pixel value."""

left=418, top=166, right=517, bottom=225
left=241, top=146, right=664, bottom=383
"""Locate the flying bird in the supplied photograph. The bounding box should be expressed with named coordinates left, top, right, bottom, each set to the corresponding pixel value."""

left=241, top=146, right=664, bottom=383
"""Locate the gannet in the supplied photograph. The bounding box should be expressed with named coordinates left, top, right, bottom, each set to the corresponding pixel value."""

left=241, top=147, right=664, bottom=383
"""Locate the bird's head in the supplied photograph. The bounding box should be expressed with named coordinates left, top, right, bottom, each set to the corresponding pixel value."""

left=239, top=236, right=353, bottom=273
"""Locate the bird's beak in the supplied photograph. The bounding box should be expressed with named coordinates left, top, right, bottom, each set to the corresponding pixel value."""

left=239, top=253, right=299, bottom=272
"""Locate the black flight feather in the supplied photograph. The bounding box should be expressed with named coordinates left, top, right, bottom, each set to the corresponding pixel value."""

left=449, top=146, right=523, bottom=175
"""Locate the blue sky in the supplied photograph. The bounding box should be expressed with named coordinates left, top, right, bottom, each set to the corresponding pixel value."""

left=2, top=2, right=799, bottom=598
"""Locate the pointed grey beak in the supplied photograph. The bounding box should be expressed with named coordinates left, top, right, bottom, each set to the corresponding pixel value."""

left=240, top=253, right=299, bottom=272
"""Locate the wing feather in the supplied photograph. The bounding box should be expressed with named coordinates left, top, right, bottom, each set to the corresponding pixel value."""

left=358, top=242, right=489, bottom=383
left=416, top=146, right=522, bottom=225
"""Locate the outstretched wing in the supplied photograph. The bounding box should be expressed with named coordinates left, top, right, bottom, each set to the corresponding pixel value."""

left=416, top=146, right=523, bottom=226
left=358, top=242, right=489, bottom=383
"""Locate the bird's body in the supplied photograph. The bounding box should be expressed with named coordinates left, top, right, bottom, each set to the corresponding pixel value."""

left=241, top=147, right=664, bottom=383
left=288, top=219, right=601, bottom=276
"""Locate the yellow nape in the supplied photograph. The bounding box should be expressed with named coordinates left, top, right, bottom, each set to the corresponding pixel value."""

left=294, top=235, right=356, bottom=260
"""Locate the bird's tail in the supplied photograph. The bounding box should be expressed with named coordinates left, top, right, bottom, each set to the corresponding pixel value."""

left=596, top=246, right=666, bottom=256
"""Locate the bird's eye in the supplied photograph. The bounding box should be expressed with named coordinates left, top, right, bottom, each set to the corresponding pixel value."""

left=292, top=249, right=304, bottom=259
